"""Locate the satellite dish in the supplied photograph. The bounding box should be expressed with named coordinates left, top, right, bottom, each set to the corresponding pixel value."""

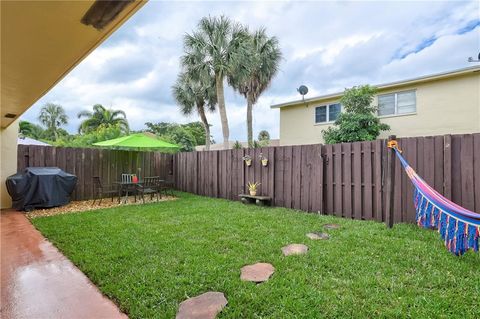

left=297, top=85, right=308, bottom=96
left=297, top=85, right=309, bottom=104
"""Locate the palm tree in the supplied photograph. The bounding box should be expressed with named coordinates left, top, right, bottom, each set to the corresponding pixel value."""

left=172, top=71, right=217, bottom=151
left=19, top=120, right=44, bottom=140
left=77, top=104, right=129, bottom=134
left=38, top=103, right=68, bottom=141
left=229, top=28, right=281, bottom=147
left=183, top=15, right=249, bottom=150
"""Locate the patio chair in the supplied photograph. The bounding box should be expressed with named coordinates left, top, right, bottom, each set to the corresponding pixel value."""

left=137, top=176, right=162, bottom=203
left=92, top=176, right=119, bottom=204
left=120, top=173, right=138, bottom=202
left=160, top=176, right=175, bottom=196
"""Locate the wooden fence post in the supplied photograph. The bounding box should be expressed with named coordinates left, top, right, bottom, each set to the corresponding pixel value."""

left=385, top=135, right=396, bottom=228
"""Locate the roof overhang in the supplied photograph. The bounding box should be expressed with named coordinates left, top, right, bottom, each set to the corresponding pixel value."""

left=1, top=0, right=147, bottom=128
left=271, top=65, right=480, bottom=109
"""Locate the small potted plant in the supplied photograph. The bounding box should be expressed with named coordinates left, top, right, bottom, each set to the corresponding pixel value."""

left=247, top=182, right=260, bottom=196
left=243, top=155, right=252, bottom=167
left=259, top=153, right=268, bottom=167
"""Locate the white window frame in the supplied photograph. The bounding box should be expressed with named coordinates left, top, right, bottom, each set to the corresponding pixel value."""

left=314, top=103, right=341, bottom=124
left=378, top=90, right=416, bottom=117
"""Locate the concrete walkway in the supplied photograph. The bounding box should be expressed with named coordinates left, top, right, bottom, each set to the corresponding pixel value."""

left=1, top=210, right=126, bottom=319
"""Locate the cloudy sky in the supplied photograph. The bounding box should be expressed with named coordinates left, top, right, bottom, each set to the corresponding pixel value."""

left=22, top=0, right=479, bottom=142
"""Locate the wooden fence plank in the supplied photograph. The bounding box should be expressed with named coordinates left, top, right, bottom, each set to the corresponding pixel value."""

left=451, top=135, right=462, bottom=205
left=284, top=146, right=293, bottom=209
left=274, top=147, right=285, bottom=207
left=310, top=144, right=323, bottom=213
left=361, top=142, right=372, bottom=220
left=343, top=143, right=352, bottom=219
left=353, top=142, right=362, bottom=220
left=404, top=138, right=417, bottom=222
left=83, top=148, right=92, bottom=200
left=325, top=144, right=334, bottom=215
left=269, top=147, right=275, bottom=201
left=434, top=136, right=444, bottom=194
left=374, top=140, right=383, bottom=222
left=460, top=134, right=475, bottom=211
left=333, top=143, right=343, bottom=217
left=443, top=135, right=452, bottom=200
left=292, top=146, right=302, bottom=210
left=474, top=134, right=480, bottom=212
left=300, top=145, right=310, bottom=211
left=56, top=147, right=66, bottom=173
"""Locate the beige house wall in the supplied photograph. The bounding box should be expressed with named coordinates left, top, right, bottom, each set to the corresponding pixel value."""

left=278, top=72, right=480, bottom=146
left=1, top=119, right=18, bottom=208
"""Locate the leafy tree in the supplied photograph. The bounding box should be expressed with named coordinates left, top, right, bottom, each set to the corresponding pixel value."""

left=172, top=71, right=216, bottom=150
left=19, top=120, right=45, bottom=139
left=183, top=15, right=249, bottom=150
left=144, top=122, right=171, bottom=136
left=258, top=130, right=270, bottom=142
left=182, top=122, right=210, bottom=146
left=229, top=28, right=281, bottom=146
left=42, top=127, right=69, bottom=141
left=38, top=103, right=68, bottom=141
left=77, top=104, right=129, bottom=134
left=145, top=121, right=207, bottom=152
left=322, top=85, right=390, bottom=144
left=53, top=124, right=124, bottom=147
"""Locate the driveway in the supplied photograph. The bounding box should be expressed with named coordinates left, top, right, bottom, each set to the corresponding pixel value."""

left=1, top=210, right=127, bottom=319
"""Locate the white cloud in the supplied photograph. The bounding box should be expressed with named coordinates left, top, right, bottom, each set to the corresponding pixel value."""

left=22, top=0, right=480, bottom=142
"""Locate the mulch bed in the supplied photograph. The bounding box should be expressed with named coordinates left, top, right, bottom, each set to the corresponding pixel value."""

left=26, top=195, right=177, bottom=218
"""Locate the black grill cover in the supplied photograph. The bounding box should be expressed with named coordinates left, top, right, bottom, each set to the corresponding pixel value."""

left=6, top=167, right=77, bottom=211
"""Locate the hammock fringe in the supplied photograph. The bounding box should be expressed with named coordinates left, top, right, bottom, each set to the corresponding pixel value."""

left=414, top=189, right=479, bottom=255
left=395, top=148, right=479, bottom=255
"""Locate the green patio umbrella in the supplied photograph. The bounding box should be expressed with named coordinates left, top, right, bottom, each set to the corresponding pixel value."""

left=93, top=133, right=179, bottom=152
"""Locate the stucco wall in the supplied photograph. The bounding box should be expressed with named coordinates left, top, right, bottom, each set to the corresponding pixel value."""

left=278, top=72, right=480, bottom=145
left=1, top=120, right=18, bottom=208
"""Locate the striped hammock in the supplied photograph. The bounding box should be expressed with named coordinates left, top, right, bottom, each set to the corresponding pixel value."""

left=393, top=148, right=479, bottom=255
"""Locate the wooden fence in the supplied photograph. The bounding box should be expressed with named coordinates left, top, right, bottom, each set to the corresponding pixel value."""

left=17, top=145, right=174, bottom=201
left=175, top=133, right=480, bottom=224
left=16, top=133, right=480, bottom=224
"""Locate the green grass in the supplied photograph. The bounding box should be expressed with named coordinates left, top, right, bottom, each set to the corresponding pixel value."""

left=31, top=193, right=479, bottom=318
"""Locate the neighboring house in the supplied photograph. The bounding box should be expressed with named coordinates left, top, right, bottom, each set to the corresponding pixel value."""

left=195, top=139, right=280, bottom=151
left=17, top=137, right=51, bottom=146
left=271, top=66, right=480, bottom=146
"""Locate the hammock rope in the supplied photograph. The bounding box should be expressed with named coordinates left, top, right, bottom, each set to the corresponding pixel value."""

left=390, top=145, right=479, bottom=255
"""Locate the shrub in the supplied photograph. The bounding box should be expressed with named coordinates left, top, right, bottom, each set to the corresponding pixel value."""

left=322, top=85, right=389, bottom=144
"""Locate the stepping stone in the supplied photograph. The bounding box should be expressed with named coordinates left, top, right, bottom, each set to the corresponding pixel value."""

left=281, top=244, right=308, bottom=256
left=324, top=223, right=340, bottom=230
left=306, top=232, right=330, bottom=240
left=240, top=262, right=275, bottom=283
left=176, top=292, right=227, bottom=319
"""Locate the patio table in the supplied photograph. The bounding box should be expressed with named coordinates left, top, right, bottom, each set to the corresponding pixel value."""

left=114, top=179, right=165, bottom=204
left=114, top=181, right=143, bottom=204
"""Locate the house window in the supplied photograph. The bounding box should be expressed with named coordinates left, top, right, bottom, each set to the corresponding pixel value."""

left=315, top=103, right=341, bottom=123
left=378, top=90, right=416, bottom=116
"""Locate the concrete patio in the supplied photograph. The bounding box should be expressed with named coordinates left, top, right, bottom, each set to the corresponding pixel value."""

left=1, top=210, right=126, bottom=319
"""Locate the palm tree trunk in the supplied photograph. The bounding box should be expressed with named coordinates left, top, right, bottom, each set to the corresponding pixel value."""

left=197, top=103, right=211, bottom=151
left=52, top=124, right=58, bottom=141
left=215, top=74, right=230, bottom=150
left=246, top=93, right=254, bottom=147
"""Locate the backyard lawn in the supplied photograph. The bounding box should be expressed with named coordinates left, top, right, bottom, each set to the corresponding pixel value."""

left=31, top=192, right=479, bottom=318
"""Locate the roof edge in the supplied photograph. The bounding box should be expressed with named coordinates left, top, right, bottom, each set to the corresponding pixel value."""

left=271, top=65, right=480, bottom=109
